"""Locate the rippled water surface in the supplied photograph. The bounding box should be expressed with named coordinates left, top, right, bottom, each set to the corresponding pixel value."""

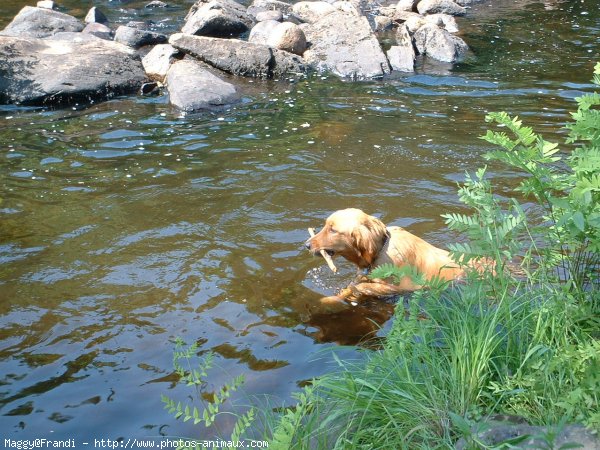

left=1, top=0, right=599, bottom=441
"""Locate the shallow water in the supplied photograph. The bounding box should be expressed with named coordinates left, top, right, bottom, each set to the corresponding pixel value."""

left=0, top=0, right=599, bottom=442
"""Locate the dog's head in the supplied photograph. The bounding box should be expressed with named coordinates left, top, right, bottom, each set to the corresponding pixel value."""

left=306, top=208, right=389, bottom=268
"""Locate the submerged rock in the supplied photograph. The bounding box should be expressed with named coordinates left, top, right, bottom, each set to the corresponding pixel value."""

left=0, top=35, right=146, bottom=106
left=182, top=0, right=255, bottom=37
left=169, top=33, right=306, bottom=79
left=165, top=59, right=240, bottom=112
left=0, top=6, right=83, bottom=38
left=302, top=10, right=390, bottom=79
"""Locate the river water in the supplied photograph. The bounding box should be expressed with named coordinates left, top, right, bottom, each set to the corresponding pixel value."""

left=0, top=0, right=598, bottom=442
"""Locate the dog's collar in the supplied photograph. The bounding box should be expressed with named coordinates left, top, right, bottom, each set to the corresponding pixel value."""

left=363, top=228, right=392, bottom=274
left=383, top=228, right=391, bottom=246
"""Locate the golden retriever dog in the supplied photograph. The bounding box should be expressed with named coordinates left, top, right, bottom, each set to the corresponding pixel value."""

left=306, top=208, right=482, bottom=303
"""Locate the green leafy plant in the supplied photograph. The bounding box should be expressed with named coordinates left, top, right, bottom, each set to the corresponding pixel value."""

left=475, top=65, right=600, bottom=294
left=161, top=339, right=255, bottom=446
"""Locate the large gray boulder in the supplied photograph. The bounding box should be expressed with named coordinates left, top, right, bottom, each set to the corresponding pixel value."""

left=182, top=0, right=255, bottom=37
left=165, top=59, right=240, bottom=112
left=301, top=11, right=390, bottom=79
left=413, top=23, right=468, bottom=62
left=169, top=33, right=306, bottom=79
left=0, top=6, right=84, bottom=38
left=416, top=0, right=466, bottom=16
left=0, top=35, right=146, bottom=106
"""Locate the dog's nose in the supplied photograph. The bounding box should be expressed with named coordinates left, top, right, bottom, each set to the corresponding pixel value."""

left=305, top=239, right=312, bottom=250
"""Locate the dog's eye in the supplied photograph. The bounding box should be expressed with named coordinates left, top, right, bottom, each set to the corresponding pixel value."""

left=329, top=226, right=337, bottom=234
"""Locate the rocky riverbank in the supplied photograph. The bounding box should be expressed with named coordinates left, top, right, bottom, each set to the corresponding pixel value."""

left=0, top=0, right=475, bottom=111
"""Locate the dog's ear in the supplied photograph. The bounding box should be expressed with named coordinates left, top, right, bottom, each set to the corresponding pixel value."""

left=352, top=216, right=388, bottom=266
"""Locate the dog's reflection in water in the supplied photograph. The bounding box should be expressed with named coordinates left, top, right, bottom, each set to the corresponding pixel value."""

left=300, top=296, right=404, bottom=346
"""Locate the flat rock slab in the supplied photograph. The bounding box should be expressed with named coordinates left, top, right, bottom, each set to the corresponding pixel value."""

left=166, top=59, right=240, bottom=112
left=0, top=36, right=146, bottom=106
left=302, top=11, right=390, bottom=79
left=169, top=33, right=306, bottom=79
left=0, top=6, right=84, bottom=38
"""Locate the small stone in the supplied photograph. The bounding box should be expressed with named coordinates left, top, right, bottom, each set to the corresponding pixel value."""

left=140, top=81, right=160, bottom=95
left=404, top=15, right=426, bottom=33
left=256, top=10, right=283, bottom=22
left=267, top=21, right=307, bottom=55
left=114, top=25, right=168, bottom=48
left=373, top=15, right=393, bottom=32
left=36, top=1, right=54, bottom=10
left=413, top=23, right=468, bottom=62
left=145, top=0, right=168, bottom=7
left=396, top=0, right=416, bottom=11
left=416, top=0, right=466, bottom=16
left=142, top=43, right=180, bottom=81
left=387, top=25, right=414, bottom=71
left=248, top=20, right=279, bottom=45
left=424, top=13, right=458, bottom=32
left=291, top=1, right=336, bottom=24
left=84, top=6, right=109, bottom=25
left=82, top=22, right=113, bottom=40
left=247, top=0, right=293, bottom=18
